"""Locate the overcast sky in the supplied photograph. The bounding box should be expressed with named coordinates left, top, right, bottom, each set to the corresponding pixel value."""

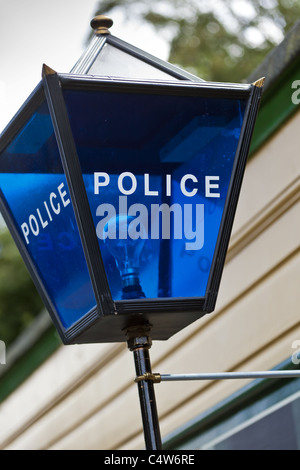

left=0, top=0, right=170, bottom=229
left=0, top=0, right=169, bottom=133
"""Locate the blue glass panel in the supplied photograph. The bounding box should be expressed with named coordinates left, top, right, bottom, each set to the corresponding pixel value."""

left=0, top=101, right=96, bottom=329
left=64, top=87, right=247, bottom=301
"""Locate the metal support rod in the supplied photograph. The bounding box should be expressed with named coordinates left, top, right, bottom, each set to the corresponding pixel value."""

left=159, top=370, right=300, bottom=381
left=127, top=331, right=162, bottom=450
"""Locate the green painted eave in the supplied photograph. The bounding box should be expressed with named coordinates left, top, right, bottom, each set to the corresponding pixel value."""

left=0, top=314, right=61, bottom=403
left=248, top=20, right=300, bottom=155
left=249, top=59, right=300, bottom=156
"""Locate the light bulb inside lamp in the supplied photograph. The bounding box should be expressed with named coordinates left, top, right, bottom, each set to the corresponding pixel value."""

left=103, top=215, right=146, bottom=299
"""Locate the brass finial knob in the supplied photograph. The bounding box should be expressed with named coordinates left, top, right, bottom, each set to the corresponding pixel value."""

left=91, top=15, right=113, bottom=35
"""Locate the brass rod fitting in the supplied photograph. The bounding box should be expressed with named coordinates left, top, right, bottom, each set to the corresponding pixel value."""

left=135, top=372, right=162, bottom=383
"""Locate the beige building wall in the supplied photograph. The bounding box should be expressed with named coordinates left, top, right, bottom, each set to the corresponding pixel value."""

left=0, top=97, right=299, bottom=449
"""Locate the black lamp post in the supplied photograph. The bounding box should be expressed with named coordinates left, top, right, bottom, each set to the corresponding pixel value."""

left=0, top=16, right=263, bottom=450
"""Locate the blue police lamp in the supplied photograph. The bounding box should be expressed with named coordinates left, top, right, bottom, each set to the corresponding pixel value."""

left=0, top=15, right=264, bottom=449
left=0, top=16, right=264, bottom=345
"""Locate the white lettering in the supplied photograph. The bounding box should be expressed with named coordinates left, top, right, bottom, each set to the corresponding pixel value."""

left=180, top=174, right=198, bottom=197
left=144, top=173, right=159, bottom=196
left=205, top=176, right=220, bottom=198
left=58, top=182, right=71, bottom=207
left=37, top=208, right=48, bottom=229
left=118, top=172, right=137, bottom=195
left=93, top=171, right=221, bottom=198
left=44, top=201, right=53, bottom=222
left=50, top=192, right=60, bottom=214
left=20, top=183, right=71, bottom=245
left=20, top=172, right=222, bottom=249
left=94, top=172, right=110, bottom=194
left=104, top=454, right=139, bottom=467
left=29, top=215, right=39, bottom=236
left=21, top=222, right=30, bottom=245
left=166, top=174, right=171, bottom=197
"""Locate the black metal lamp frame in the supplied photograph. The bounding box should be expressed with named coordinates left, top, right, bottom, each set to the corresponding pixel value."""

left=0, top=15, right=264, bottom=451
left=0, top=70, right=264, bottom=451
left=0, top=68, right=263, bottom=347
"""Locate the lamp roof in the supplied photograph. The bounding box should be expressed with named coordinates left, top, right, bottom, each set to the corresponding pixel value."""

left=71, top=15, right=203, bottom=82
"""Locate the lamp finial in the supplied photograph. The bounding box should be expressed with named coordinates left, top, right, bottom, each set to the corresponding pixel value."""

left=90, top=15, right=113, bottom=35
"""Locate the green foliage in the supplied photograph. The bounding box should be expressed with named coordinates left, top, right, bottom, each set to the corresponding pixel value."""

left=0, top=229, right=43, bottom=346
left=93, top=0, right=300, bottom=81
